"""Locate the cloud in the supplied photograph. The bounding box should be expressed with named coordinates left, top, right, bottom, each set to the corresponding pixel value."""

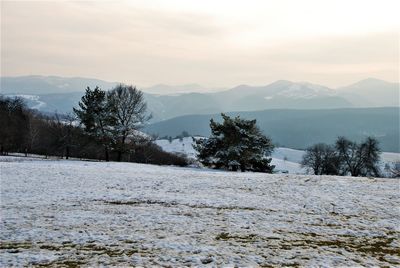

left=265, top=33, right=398, bottom=65
left=1, top=1, right=399, bottom=88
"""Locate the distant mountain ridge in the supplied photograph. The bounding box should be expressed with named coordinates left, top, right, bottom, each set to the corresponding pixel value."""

left=336, top=78, right=399, bottom=107
left=143, top=84, right=224, bottom=94
left=1, top=75, right=398, bottom=121
left=145, top=107, right=400, bottom=153
left=1, top=75, right=118, bottom=95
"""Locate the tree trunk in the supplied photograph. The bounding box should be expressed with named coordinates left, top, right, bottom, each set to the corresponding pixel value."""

left=66, top=146, right=70, bottom=160
left=117, top=136, right=126, bottom=162
left=105, top=147, right=109, bottom=162
left=240, top=164, right=246, bottom=172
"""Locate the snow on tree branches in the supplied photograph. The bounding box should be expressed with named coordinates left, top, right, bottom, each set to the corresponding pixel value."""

left=194, top=113, right=275, bottom=172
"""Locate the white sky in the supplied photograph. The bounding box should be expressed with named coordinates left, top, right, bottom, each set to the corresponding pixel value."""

left=1, top=0, right=399, bottom=88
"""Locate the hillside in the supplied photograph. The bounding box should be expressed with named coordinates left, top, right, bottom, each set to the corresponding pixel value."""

left=2, top=76, right=398, bottom=121
left=1, top=75, right=118, bottom=95
left=155, top=138, right=305, bottom=174
left=1, top=156, right=398, bottom=266
left=155, top=137, right=399, bottom=175
left=146, top=107, right=400, bottom=152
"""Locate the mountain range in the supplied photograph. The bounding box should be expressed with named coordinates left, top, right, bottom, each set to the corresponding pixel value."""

left=1, top=75, right=398, bottom=121
left=1, top=75, right=398, bottom=152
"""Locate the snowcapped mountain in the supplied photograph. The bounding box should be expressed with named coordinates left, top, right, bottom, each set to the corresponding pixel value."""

left=224, top=80, right=335, bottom=99
left=277, top=82, right=335, bottom=98
left=142, top=80, right=354, bottom=120
left=1, top=75, right=398, bottom=121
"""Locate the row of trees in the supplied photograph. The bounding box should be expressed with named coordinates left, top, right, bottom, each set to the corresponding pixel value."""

left=0, top=96, right=97, bottom=158
left=1, top=89, right=388, bottom=177
left=0, top=97, right=29, bottom=155
left=159, top=131, right=191, bottom=143
left=194, top=113, right=386, bottom=177
left=301, top=137, right=381, bottom=177
left=0, top=85, right=188, bottom=166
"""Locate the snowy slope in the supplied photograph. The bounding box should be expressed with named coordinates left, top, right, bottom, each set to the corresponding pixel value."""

left=155, top=138, right=305, bottom=174
left=271, top=147, right=305, bottom=163
left=155, top=137, right=198, bottom=159
left=155, top=138, right=399, bottom=175
left=0, top=157, right=399, bottom=267
left=5, top=94, right=47, bottom=110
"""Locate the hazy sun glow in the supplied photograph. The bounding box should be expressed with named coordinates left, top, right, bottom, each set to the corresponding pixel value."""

left=1, top=0, right=399, bottom=88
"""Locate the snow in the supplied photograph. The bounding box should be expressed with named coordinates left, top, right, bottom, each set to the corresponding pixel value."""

left=381, top=152, right=400, bottom=163
left=271, top=147, right=305, bottom=164
left=269, top=158, right=305, bottom=174
left=155, top=138, right=400, bottom=175
left=155, top=138, right=306, bottom=174
left=5, top=94, right=46, bottom=110
left=155, top=137, right=198, bottom=159
left=0, top=156, right=399, bottom=266
left=275, top=83, right=335, bottom=99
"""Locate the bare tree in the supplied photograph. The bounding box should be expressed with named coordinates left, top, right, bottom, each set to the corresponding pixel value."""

left=301, top=143, right=339, bottom=175
left=26, top=111, right=41, bottom=155
left=107, top=84, right=151, bottom=161
left=336, top=136, right=381, bottom=177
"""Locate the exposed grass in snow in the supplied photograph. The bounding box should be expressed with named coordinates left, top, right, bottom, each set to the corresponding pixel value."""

left=0, top=157, right=399, bottom=266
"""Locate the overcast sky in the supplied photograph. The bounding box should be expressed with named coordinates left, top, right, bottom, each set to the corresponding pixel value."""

left=1, top=0, right=399, bottom=88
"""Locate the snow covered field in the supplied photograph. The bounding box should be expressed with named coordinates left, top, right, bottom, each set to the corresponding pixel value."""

left=1, top=156, right=399, bottom=266
left=155, top=137, right=306, bottom=174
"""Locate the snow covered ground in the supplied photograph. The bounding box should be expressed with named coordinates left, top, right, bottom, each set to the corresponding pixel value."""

left=155, top=137, right=306, bottom=174
left=155, top=138, right=399, bottom=175
left=5, top=94, right=47, bottom=110
left=1, top=156, right=399, bottom=266
left=155, top=137, right=199, bottom=159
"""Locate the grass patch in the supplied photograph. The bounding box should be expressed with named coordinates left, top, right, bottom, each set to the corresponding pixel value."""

left=215, top=232, right=258, bottom=242
left=0, top=241, right=34, bottom=250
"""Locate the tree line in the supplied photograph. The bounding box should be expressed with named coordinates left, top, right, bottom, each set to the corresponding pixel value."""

left=0, top=88, right=388, bottom=177
left=301, top=137, right=381, bottom=177
left=0, top=85, right=188, bottom=166
left=195, top=113, right=387, bottom=177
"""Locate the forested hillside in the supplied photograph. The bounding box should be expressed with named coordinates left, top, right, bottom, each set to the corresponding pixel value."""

left=145, top=107, right=400, bottom=152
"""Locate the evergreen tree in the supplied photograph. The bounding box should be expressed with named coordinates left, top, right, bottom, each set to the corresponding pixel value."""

left=73, top=86, right=113, bottom=161
left=195, top=113, right=274, bottom=172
